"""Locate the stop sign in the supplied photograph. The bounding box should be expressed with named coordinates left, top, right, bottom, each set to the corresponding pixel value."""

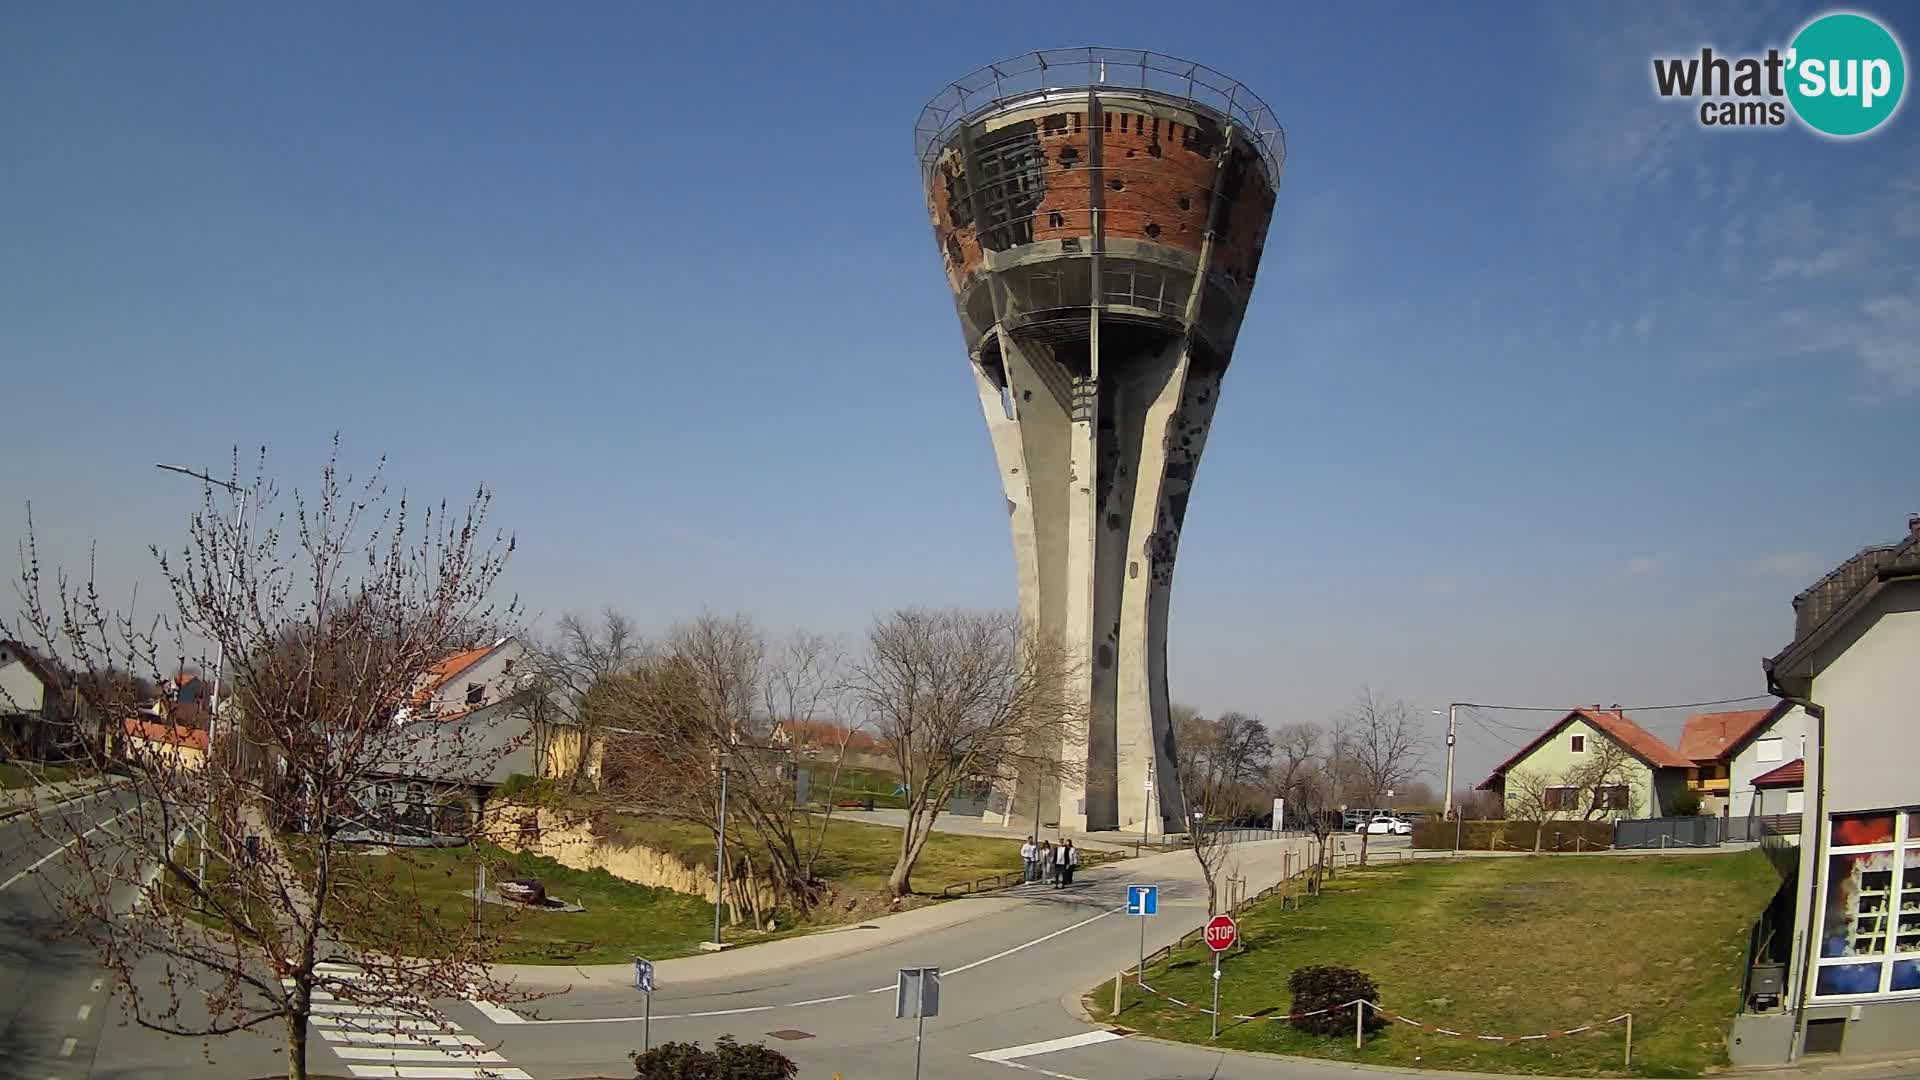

left=1203, top=914, right=1238, bottom=952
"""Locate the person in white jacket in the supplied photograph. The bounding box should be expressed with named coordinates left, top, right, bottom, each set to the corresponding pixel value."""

left=1054, top=839, right=1079, bottom=888
left=1020, top=837, right=1038, bottom=882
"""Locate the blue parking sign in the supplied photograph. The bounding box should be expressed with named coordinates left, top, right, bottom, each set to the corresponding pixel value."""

left=1126, top=884, right=1158, bottom=916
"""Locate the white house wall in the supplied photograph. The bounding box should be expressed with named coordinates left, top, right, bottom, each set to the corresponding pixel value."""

left=1728, top=705, right=1806, bottom=820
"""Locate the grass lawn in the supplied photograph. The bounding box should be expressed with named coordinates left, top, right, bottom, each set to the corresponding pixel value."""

left=1088, top=854, right=1780, bottom=1077
left=0, top=761, right=83, bottom=789
left=325, top=842, right=717, bottom=965
left=605, top=811, right=1027, bottom=899
left=810, top=764, right=909, bottom=808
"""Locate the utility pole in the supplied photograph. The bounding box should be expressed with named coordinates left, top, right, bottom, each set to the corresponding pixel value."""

left=155, top=463, right=251, bottom=885
left=712, top=750, right=731, bottom=948
left=1442, top=704, right=1459, bottom=820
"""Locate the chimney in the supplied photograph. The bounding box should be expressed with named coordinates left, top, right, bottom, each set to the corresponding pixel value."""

left=1908, top=513, right=1919, bottom=536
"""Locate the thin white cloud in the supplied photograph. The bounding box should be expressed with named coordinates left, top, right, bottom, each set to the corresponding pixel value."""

left=1620, top=557, right=1661, bottom=578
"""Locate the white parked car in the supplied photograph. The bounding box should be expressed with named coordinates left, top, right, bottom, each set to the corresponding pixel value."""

left=1355, top=816, right=1412, bottom=835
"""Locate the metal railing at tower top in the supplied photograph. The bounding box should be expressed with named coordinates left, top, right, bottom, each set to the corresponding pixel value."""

left=914, top=47, right=1286, bottom=182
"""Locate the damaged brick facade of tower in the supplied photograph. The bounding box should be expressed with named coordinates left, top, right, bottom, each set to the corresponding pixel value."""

left=915, top=50, right=1282, bottom=834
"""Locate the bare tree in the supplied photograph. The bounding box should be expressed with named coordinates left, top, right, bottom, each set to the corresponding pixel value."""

left=594, top=616, right=831, bottom=918
left=1341, top=688, right=1430, bottom=867
left=844, top=609, right=1083, bottom=897
left=5, top=445, right=534, bottom=1080
left=1267, top=721, right=1323, bottom=821
left=522, top=608, right=644, bottom=793
left=1172, top=709, right=1272, bottom=915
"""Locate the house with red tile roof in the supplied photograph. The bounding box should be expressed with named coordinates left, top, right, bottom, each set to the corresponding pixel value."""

left=1673, top=701, right=1807, bottom=829
left=1475, top=706, right=1694, bottom=821
left=1678, top=705, right=1781, bottom=816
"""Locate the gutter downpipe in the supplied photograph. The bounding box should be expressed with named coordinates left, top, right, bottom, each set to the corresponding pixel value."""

left=1766, top=660, right=1825, bottom=1062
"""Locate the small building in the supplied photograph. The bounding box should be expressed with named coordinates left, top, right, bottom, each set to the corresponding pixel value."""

left=1475, top=706, right=1694, bottom=821
left=1730, top=514, right=1920, bottom=1064
left=0, top=640, right=89, bottom=761
left=1678, top=703, right=1809, bottom=837
left=120, top=714, right=208, bottom=771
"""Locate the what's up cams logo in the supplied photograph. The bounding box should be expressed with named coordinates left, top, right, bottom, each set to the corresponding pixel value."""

left=1652, top=10, right=1906, bottom=137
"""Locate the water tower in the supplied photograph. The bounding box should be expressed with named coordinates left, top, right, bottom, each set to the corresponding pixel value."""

left=915, top=49, right=1283, bottom=833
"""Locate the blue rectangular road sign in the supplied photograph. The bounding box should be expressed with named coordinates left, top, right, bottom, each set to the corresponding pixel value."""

left=633, top=957, right=655, bottom=993
left=1126, top=884, right=1158, bottom=916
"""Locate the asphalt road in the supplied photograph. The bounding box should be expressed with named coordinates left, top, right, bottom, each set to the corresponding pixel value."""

left=0, top=787, right=141, bottom=1080
left=424, top=835, right=1370, bottom=1080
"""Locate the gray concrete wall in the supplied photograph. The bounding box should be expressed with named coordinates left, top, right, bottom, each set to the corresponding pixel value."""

left=1802, top=998, right=1920, bottom=1058
left=1809, top=589, right=1920, bottom=814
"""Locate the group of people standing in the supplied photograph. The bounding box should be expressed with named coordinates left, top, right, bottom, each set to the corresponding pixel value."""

left=1020, top=836, right=1079, bottom=888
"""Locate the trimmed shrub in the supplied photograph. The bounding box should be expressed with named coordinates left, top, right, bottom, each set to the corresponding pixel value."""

left=1411, top=819, right=1612, bottom=851
left=1287, top=964, right=1385, bottom=1037
left=632, top=1036, right=798, bottom=1080
left=1669, top=789, right=1704, bottom=816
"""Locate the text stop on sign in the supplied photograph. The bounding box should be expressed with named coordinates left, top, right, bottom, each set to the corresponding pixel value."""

left=1204, top=914, right=1238, bottom=952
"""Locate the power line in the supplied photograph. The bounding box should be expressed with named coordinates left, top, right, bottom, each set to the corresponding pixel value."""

left=1454, top=694, right=1773, bottom=714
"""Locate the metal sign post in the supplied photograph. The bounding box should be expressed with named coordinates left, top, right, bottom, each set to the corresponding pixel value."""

left=896, top=967, right=941, bottom=1080
left=1203, top=915, right=1237, bottom=1040
left=1126, top=884, right=1158, bottom=984
left=633, top=957, right=655, bottom=1051
left=1211, top=950, right=1222, bottom=1038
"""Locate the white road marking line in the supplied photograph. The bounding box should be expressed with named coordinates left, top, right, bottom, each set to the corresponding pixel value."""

left=320, top=1030, right=483, bottom=1048
left=310, top=1003, right=418, bottom=1018
left=130, top=825, right=188, bottom=913
left=328, top=1047, right=507, bottom=1063
left=972, top=1030, right=1125, bottom=1062
left=59, top=1038, right=77, bottom=1057
left=465, top=999, right=522, bottom=1025
left=76, top=1004, right=91, bottom=1021
left=0, top=806, right=140, bottom=892
left=979, top=1059, right=1093, bottom=1080
left=944, top=906, right=1121, bottom=976
left=311, top=1016, right=461, bottom=1033
left=341, top=1060, right=529, bottom=1068
left=785, top=993, right=856, bottom=1006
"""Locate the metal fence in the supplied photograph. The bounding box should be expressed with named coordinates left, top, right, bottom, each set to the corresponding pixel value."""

left=1614, top=815, right=1722, bottom=849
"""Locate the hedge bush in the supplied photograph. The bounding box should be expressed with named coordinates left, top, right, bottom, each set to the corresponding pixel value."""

left=1410, top=819, right=1613, bottom=851
left=631, top=1036, right=797, bottom=1080
left=1287, top=964, right=1384, bottom=1037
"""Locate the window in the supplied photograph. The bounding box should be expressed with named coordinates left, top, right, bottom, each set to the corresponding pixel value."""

left=1570, top=734, right=1586, bottom=753
left=1594, top=785, right=1630, bottom=811
left=1787, top=790, right=1805, bottom=814
left=1814, top=808, right=1920, bottom=998
left=466, top=682, right=486, bottom=706
left=1543, top=786, right=1579, bottom=811
left=1756, top=737, right=1784, bottom=763
left=501, top=659, right=515, bottom=675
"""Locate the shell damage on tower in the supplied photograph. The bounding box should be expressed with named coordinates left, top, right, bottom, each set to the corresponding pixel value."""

left=914, top=50, right=1282, bottom=834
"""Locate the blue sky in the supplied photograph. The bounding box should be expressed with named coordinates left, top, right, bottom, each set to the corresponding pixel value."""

left=3, top=2, right=1916, bottom=785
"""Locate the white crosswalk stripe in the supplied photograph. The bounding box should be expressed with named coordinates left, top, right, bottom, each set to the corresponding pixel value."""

left=287, top=969, right=525, bottom=1080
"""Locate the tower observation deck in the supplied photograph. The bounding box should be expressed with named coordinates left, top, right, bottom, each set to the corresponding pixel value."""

left=915, top=49, right=1283, bottom=834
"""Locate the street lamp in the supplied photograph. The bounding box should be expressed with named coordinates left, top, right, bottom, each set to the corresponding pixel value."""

left=711, top=750, right=732, bottom=948
left=156, top=463, right=252, bottom=883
